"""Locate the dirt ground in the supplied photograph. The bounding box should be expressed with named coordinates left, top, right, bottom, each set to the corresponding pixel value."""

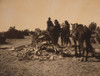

left=0, top=36, right=100, bottom=76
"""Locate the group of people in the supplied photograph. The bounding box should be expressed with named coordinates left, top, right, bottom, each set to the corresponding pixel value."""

left=46, top=17, right=71, bottom=45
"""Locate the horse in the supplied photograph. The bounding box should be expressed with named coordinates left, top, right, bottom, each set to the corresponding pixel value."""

left=71, top=23, right=95, bottom=61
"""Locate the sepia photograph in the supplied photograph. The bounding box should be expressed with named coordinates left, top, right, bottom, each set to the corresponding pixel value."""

left=0, top=0, right=100, bottom=76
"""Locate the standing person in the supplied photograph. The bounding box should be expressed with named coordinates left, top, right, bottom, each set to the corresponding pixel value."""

left=61, top=23, right=67, bottom=46
left=65, top=20, right=71, bottom=45
left=46, top=17, right=54, bottom=43
left=47, top=17, right=54, bottom=32
left=53, top=19, right=61, bottom=45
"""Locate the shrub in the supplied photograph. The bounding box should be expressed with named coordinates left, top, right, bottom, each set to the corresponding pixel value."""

left=5, top=26, right=24, bottom=39
left=22, top=29, right=30, bottom=36
left=0, top=32, right=6, bottom=44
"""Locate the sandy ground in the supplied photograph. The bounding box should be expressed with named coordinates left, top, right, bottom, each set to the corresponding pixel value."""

left=0, top=36, right=100, bottom=76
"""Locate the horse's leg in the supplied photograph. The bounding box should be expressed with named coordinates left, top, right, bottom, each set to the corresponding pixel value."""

left=78, top=41, right=86, bottom=61
left=78, top=45, right=81, bottom=57
left=85, top=39, right=94, bottom=61
left=74, top=40, right=78, bottom=56
left=79, top=41, right=84, bottom=57
left=81, top=47, right=85, bottom=61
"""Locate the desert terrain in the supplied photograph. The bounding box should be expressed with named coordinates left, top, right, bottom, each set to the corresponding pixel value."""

left=0, top=36, right=100, bottom=76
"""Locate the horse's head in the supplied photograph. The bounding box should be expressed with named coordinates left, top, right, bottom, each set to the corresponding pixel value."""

left=71, top=23, right=84, bottom=39
left=71, top=23, right=78, bottom=37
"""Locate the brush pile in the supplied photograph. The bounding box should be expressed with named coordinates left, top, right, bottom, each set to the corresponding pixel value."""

left=10, top=29, right=74, bottom=61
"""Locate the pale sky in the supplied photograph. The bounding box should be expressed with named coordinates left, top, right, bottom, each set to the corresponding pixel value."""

left=0, top=0, right=100, bottom=31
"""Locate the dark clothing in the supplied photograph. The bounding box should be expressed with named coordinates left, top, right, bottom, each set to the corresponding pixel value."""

left=54, top=23, right=61, bottom=35
left=61, top=21, right=71, bottom=46
left=47, top=20, right=54, bottom=31
left=53, top=23, right=61, bottom=45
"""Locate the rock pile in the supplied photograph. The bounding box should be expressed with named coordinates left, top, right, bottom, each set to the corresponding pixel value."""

left=10, top=30, right=74, bottom=61
left=10, top=42, right=74, bottom=61
left=96, top=33, right=100, bottom=44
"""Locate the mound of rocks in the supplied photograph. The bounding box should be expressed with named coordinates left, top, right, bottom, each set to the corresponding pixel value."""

left=96, top=33, right=100, bottom=44
left=10, top=42, right=73, bottom=61
left=10, top=30, right=74, bottom=61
